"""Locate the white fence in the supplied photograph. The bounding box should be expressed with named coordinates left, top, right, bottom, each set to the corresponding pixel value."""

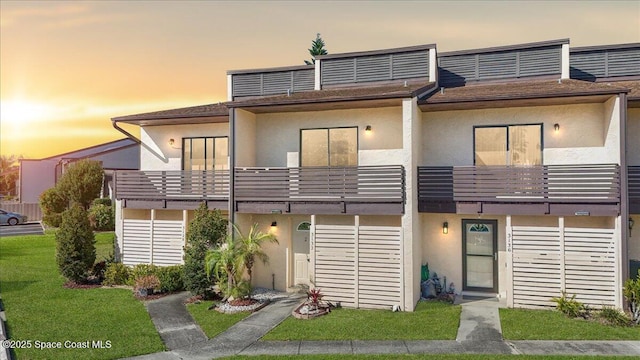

left=511, top=225, right=618, bottom=308
left=122, top=219, right=184, bottom=266
left=313, top=224, right=403, bottom=309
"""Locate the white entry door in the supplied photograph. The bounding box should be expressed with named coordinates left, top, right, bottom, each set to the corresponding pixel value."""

left=293, top=221, right=311, bottom=286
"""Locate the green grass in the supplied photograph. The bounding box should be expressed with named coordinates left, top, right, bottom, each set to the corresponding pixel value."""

left=0, top=232, right=165, bottom=360
left=263, top=300, right=460, bottom=341
left=186, top=301, right=251, bottom=338
left=500, top=308, right=640, bottom=340
left=224, top=355, right=638, bottom=360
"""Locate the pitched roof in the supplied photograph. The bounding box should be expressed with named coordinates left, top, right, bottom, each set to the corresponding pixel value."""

left=112, top=103, right=228, bottom=125
left=420, top=79, right=629, bottom=109
left=612, top=80, right=640, bottom=100
left=226, top=80, right=436, bottom=110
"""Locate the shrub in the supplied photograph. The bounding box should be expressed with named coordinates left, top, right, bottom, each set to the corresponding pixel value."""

left=623, top=270, right=640, bottom=325
left=88, top=203, right=114, bottom=231
left=134, top=274, right=160, bottom=290
left=184, top=203, right=227, bottom=297
left=128, top=264, right=159, bottom=285
left=91, top=260, right=107, bottom=283
left=40, top=187, right=67, bottom=227
left=55, top=205, right=96, bottom=283
left=103, top=262, right=130, bottom=286
left=56, top=160, right=104, bottom=209
left=551, top=291, right=587, bottom=318
left=92, top=197, right=112, bottom=207
left=157, top=265, right=185, bottom=293
left=598, top=306, right=631, bottom=326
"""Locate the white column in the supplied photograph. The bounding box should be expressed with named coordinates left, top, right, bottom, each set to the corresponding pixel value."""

left=150, top=209, right=156, bottom=264
left=429, top=48, right=437, bottom=83
left=182, top=209, right=188, bottom=265
left=559, top=216, right=565, bottom=292
left=561, top=43, right=570, bottom=79
left=354, top=215, right=360, bottom=308
left=506, top=215, right=513, bottom=307
left=314, top=60, right=321, bottom=90
left=227, top=74, right=233, bottom=101
left=310, top=215, right=316, bottom=285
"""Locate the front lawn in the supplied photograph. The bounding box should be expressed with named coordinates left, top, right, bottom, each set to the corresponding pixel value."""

left=263, top=300, right=460, bottom=341
left=187, top=301, right=251, bottom=338
left=500, top=308, right=640, bottom=340
left=0, top=232, right=165, bottom=360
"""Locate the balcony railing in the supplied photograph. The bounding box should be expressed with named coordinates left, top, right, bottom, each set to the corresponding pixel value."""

left=630, top=166, right=640, bottom=214
left=235, top=165, right=405, bottom=203
left=115, top=170, right=229, bottom=201
left=418, top=164, right=620, bottom=214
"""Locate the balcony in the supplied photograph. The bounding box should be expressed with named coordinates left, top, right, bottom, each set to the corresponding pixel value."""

left=114, top=170, right=229, bottom=210
left=630, top=166, right=640, bottom=214
left=234, top=165, right=405, bottom=215
left=418, top=164, right=621, bottom=216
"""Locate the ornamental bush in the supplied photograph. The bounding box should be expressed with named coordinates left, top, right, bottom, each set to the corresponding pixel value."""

left=103, top=262, right=130, bottom=286
left=157, top=265, right=185, bottom=293
left=40, top=187, right=67, bottom=227
left=184, top=202, right=227, bottom=296
left=88, top=203, right=114, bottom=231
left=55, top=205, right=96, bottom=283
left=128, top=264, right=159, bottom=286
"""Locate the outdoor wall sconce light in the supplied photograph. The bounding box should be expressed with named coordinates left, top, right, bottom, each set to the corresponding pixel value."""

left=365, top=125, right=372, bottom=133
left=270, top=221, right=278, bottom=232
left=554, top=123, right=560, bottom=133
left=169, top=138, right=175, bottom=146
left=442, top=222, right=448, bottom=234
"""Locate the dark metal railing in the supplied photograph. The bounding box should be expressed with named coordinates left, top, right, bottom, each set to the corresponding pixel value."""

left=235, top=165, right=405, bottom=202
left=115, top=170, right=229, bottom=200
left=418, top=164, right=620, bottom=204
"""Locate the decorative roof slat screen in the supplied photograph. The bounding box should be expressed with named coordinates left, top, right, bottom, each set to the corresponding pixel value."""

left=439, top=45, right=563, bottom=87
left=478, top=52, right=517, bottom=78
left=571, top=46, right=640, bottom=80
left=232, top=73, right=262, bottom=97
left=322, top=58, right=356, bottom=85
left=355, top=55, right=391, bottom=82
left=519, top=46, right=562, bottom=76
left=322, top=50, right=430, bottom=86
left=392, top=50, right=430, bottom=79
left=262, top=71, right=291, bottom=95
left=293, top=69, right=315, bottom=92
left=231, top=68, right=315, bottom=98
left=607, top=48, right=640, bottom=77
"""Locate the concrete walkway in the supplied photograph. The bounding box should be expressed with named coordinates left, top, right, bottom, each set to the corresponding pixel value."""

left=124, top=294, right=640, bottom=359
left=145, top=292, right=208, bottom=350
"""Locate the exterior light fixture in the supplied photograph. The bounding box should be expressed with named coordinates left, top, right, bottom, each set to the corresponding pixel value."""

left=270, top=221, right=278, bottom=232
left=554, top=123, right=560, bottom=133
left=365, top=125, right=372, bottom=133
left=442, top=222, right=448, bottom=234
left=169, top=138, right=175, bottom=146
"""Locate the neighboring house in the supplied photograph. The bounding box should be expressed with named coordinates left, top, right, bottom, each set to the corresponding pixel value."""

left=112, top=39, right=639, bottom=312
left=19, top=138, right=140, bottom=204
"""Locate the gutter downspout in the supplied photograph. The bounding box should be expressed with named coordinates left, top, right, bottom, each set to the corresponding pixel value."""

left=111, top=119, right=168, bottom=163
left=228, top=109, right=236, bottom=233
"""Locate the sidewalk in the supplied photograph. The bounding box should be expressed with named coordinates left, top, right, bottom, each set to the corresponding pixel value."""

left=123, top=293, right=640, bottom=359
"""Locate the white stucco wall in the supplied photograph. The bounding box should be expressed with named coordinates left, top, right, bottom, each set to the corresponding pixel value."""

left=253, top=107, right=403, bottom=167
left=235, top=109, right=257, bottom=167
left=421, top=101, right=620, bottom=166
left=140, top=123, right=229, bottom=171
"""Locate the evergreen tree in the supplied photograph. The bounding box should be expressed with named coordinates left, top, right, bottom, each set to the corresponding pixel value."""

left=55, top=205, right=96, bottom=283
left=305, top=33, right=328, bottom=65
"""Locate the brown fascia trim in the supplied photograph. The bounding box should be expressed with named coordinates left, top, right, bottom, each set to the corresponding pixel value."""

left=593, top=75, right=640, bottom=83
left=420, top=87, right=629, bottom=105
left=315, top=44, right=437, bottom=60
left=112, top=109, right=229, bottom=123
left=33, top=138, right=136, bottom=161
left=571, top=42, right=640, bottom=53
left=227, top=64, right=312, bottom=75
left=225, top=83, right=437, bottom=109
left=439, top=38, right=569, bottom=57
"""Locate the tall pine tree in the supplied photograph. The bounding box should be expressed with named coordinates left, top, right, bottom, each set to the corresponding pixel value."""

left=305, top=33, right=328, bottom=65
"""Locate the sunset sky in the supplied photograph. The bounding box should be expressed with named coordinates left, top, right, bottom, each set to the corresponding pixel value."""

left=1, top=1, right=639, bottom=159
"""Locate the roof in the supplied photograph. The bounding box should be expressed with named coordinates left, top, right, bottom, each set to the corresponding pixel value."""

left=420, top=79, right=629, bottom=110
left=112, top=103, right=229, bottom=125
left=611, top=80, right=640, bottom=100
left=226, top=80, right=436, bottom=111
left=29, top=138, right=138, bottom=161
left=571, top=43, right=640, bottom=53
left=315, top=43, right=436, bottom=60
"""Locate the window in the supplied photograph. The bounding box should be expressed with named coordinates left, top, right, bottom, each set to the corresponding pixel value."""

left=182, top=137, right=229, bottom=170
left=474, top=124, right=541, bottom=166
left=300, top=127, right=358, bottom=166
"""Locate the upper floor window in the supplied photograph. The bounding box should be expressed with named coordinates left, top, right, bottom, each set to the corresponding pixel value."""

left=183, top=137, right=229, bottom=171
left=474, top=124, right=541, bottom=166
left=300, top=127, right=358, bottom=167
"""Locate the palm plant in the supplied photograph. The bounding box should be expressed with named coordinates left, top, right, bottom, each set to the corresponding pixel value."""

left=235, top=223, right=279, bottom=285
left=205, top=234, right=243, bottom=299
